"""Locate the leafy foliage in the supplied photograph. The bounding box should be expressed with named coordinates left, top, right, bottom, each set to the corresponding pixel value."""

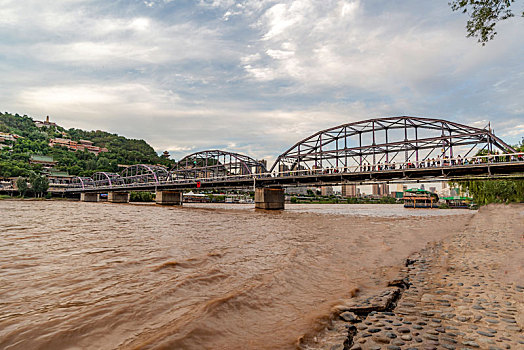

left=129, top=191, right=154, bottom=202
left=0, top=112, right=175, bottom=178
left=452, top=140, right=524, bottom=205
left=449, top=0, right=523, bottom=45
left=16, top=177, right=28, bottom=197
left=454, top=179, right=524, bottom=205
left=30, top=174, right=49, bottom=197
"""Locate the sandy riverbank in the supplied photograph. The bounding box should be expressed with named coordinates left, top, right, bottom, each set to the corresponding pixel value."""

left=305, top=204, right=523, bottom=349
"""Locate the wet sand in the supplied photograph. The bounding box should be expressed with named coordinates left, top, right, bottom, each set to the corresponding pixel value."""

left=307, top=204, right=523, bottom=349
left=0, top=201, right=475, bottom=349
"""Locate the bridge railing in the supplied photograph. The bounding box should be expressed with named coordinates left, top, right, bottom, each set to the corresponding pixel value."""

left=66, top=152, right=524, bottom=191
left=272, top=152, right=524, bottom=178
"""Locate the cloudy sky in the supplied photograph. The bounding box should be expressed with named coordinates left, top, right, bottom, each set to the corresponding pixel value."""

left=1, top=0, right=523, bottom=162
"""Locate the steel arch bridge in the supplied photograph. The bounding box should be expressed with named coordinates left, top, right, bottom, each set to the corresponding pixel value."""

left=92, top=172, right=122, bottom=187
left=270, top=116, right=516, bottom=173
left=121, top=164, right=170, bottom=185
left=172, top=150, right=268, bottom=180
left=70, top=164, right=170, bottom=190
left=66, top=116, right=524, bottom=193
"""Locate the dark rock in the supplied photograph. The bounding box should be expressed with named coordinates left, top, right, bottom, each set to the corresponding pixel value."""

left=385, top=332, right=397, bottom=339
left=340, top=311, right=359, bottom=323
left=391, top=340, right=405, bottom=346
left=424, top=334, right=439, bottom=341
left=441, top=336, right=457, bottom=343
left=387, top=346, right=401, bottom=350
left=462, top=341, right=480, bottom=347
left=485, top=319, right=499, bottom=324
left=477, top=331, right=495, bottom=337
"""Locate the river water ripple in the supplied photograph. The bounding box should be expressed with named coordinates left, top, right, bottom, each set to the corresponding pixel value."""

left=0, top=201, right=472, bottom=349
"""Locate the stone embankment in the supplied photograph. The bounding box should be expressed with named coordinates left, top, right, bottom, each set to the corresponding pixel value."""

left=307, top=204, right=523, bottom=350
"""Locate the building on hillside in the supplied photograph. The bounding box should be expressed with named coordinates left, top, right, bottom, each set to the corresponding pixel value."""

left=34, top=116, right=58, bottom=128
left=161, top=151, right=170, bottom=159
left=342, top=184, right=359, bottom=197
left=372, top=183, right=389, bottom=197
left=79, top=139, right=93, bottom=146
left=0, top=132, right=22, bottom=142
left=29, top=155, right=57, bottom=168
left=49, top=138, right=108, bottom=155
left=45, top=169, right=74, bottom=185
left=43, top=168, right=75, bottom=187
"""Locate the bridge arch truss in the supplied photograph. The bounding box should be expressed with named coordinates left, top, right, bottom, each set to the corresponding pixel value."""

left=120, top=164, right=170, bottom=185
left=92, top=172, right=122, bottom=188
left=270, top=116, right=516, bottom=173
left=172, top=150, right=268, bottom=180
left=71, top=176, right=95, bottom=190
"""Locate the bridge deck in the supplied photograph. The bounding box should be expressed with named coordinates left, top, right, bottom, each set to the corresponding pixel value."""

left=66, top=161, right=524, bottom=193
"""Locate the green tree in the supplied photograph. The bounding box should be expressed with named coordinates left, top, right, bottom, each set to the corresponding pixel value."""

left=16, top=177, right=28, bottom=197
left=449, top=0, right=523, bottom=45
left=29, top=174, right=49, bottom=198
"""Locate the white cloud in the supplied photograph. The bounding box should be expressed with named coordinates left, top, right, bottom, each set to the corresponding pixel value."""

left=0, top=0, right=523, bottom=161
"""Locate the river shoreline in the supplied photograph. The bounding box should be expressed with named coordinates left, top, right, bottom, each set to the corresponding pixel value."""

left=304, top=203, right=523, bottom=350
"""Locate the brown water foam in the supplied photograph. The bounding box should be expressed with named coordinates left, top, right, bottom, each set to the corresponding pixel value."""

left=0, top=201, right=473, bottom=349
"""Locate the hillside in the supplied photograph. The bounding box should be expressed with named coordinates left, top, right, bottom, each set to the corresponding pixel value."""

left=0, top=112, right=174, bottom=178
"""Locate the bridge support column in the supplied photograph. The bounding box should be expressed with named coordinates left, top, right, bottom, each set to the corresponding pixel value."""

left=108, top=192, right=129, bottom=203
left=255, top=187, right=285, bottom=210
left=156, top=191, right=183, bottom=206
left=80, top=192, right=98, bottom=202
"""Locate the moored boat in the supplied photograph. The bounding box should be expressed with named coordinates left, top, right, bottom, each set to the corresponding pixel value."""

left=403, top=188, right=439, bottom=208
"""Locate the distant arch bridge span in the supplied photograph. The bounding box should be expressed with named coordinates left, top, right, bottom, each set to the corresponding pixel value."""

left=66, top=116, right=524, bottom=193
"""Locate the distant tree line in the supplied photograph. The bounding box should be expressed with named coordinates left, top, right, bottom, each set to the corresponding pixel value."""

left=453, top=140, right=524, bottom=205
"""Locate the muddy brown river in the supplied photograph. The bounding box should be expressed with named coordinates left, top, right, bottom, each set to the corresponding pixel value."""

left=0, top=201, right=473, bottom=349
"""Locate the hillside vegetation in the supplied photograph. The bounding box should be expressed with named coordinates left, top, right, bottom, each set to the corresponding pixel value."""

left=0, top=112, right=174, bottom=177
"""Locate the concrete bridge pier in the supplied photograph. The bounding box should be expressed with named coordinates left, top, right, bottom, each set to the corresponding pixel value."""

left=255, top=187, right=285, bottom=210
left=156, top=191, right=183, bottom=205
left=80, top=192, right=98, bottom=202
left=108, top=192, right=130, bottom=203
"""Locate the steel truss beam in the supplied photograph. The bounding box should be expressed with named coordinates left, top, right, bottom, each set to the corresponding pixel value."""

left=270, top=116, right=516, bottom=172
left=172, top=150, right=268, bottom=180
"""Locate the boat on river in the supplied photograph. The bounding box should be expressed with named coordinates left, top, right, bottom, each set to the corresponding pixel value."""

left=403, top=188, right=439, bottom=208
